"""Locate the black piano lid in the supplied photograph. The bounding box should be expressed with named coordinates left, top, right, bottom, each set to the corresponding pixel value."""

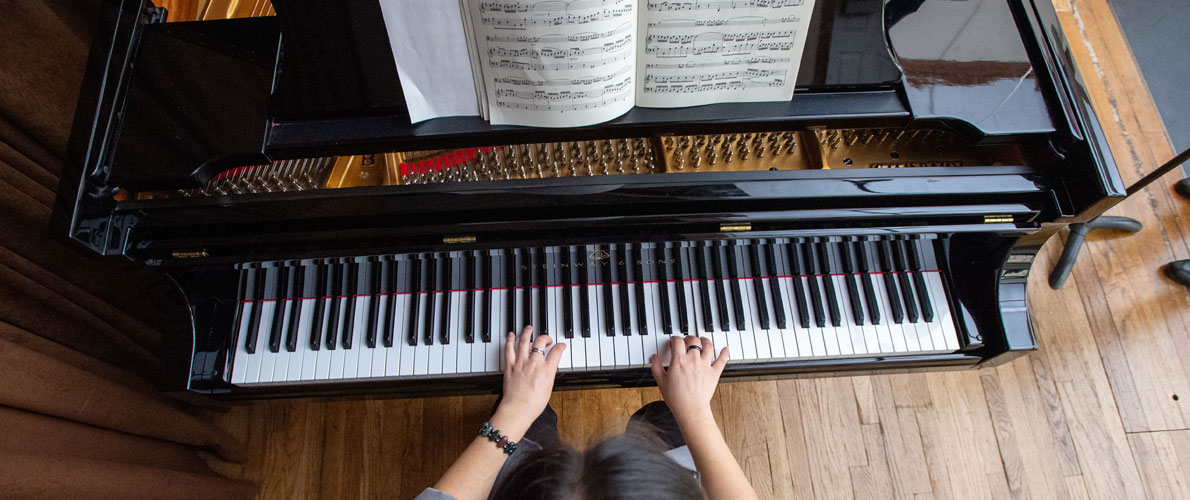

left=99, top=0, right=1078, bottom=184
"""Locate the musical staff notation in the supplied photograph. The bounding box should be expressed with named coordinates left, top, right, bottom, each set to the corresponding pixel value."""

left=485, top=22, right=632, bottom=43
left=646, top=0, right=804, bottom=11
left=480, top=3, right=633, bottom=27
left=645, top=56, right=790, bottom=69
left=488, top=51, right=631, bottom=71
left=643, top=67, right=784, bottom=84
left=494, top=77, right=632, bottom=100
left=643, top=78, right=785, bottom=94
left=488, top=33, right=631, bottom=58
left=496, top=66, right=632, bottom=86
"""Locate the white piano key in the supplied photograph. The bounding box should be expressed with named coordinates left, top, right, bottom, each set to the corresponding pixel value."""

left=853, top=279, right=882, bottom=355
left=492, top=289, right=506, bottom=373
left=230, top=302, right=254, bottom=384
left=412, top=293, right=430, bottom=375
left=610, top=285, right=630, bottom=367
left=348, top=297, right=371, bottom=379
left=927, top=272, right=960, bottom=351
left=596, top=285, right=617, bottom=368
left=469, top=291, right=486, bottom=373
left=645, top=281, right=672, bottom=366
left=897, top=278, right=922, bottom=353
left=328, top=297, right=348, bottom=379
left=704, top=281, right=730, bottom=360
left=907, top=275, right=936, bottom=352
left=834, top=275, right=866, bottom=356
left=450, top=291, right=467, bottom=375
left=427, top=292, right=446, bottom=375
left=255, top=302, right=278, bottom=382
left=719, top=279, right=744, bottom=363
left=274, top=299, right=297, bottom=381
left=829, top=277, right=855, bottom=357
left=585, top=284, right=602, bottom=368
left=552, top=286, right=573, bottom=371
left=297, top=300, right=319, bottom=381
left=371, top=297, right=389, bottom=377
left=873, top=274, right=907, bottom=353
left=566, top=286, right=586, bottom=371
left=314, top=298, right=334, bottom=380
left=626, top=283, right=646, bottom=367
left=760, top=277, right=787, bottom=360
left=743, top=278, right=771, bottom=360
left=385, top=294, right=404, bottom=377
left=681, top=278, right=698, bottom=339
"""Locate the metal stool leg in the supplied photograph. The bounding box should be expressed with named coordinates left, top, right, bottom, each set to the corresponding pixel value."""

left=1048, top=216, right=1143, bottom=290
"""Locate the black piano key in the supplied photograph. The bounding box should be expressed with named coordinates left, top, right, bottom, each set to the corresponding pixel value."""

left=234, top=265, right=252, bottom=348
left=784, top=241, right=810, bottom=329
left=602, top=245, right=616, bottom=336
left=482, top=251, right=493, bottom=343
left=521, top=248, right=533, bottom=333
left=764, top=242, right=787, bottom=329
left=268, top=265, right=288, bottom=353
left=440, top=252, right=454, bottom=345
left=505, top=249, right=517, bottom=336
left=326, top=261, right=342, bottom=350
left=537, top=248, right=549, bottom=338
left=674, top=243, right=690, bottom=334
left=428, top=254, right=444, bottom=346
left=711, top=242, right=731, bottom=332
left=886, top=240, right=919, bottom=323
left=853, top=240, right=881, bottom=325
left=815, top=242, right=842, bottom=327
left=695, top=243, right=714, bottom=332
left=748, top=243, right=770, bottom=330
left=407, top=255, right=423, bottom=347
left=244, top=265, right=265, bottom=354
left=309, top=262, right=328, bottom=351
left=655, top=244, right=673, bottom=335
left=561, top=246, right=574, bottom=339
left=365, top=260, right=380, bottom=348
left=838, top=242, right=865, bottom=326
left=725, top=243, right=746, bottom=332
left=634, top=244, right=649, bottom=335
left=800, top=241, right=826, bottom=328
left=341, top=261, right=359, bottom=349
left=578, top=247, right=591, bottom=338
left=874, top=241, right=904, bottom=324
left=285, top=264, right=304, bottom=352
left=906, top=239, right=935, bottom=322
left=618, top=244, right=632, bottom=335
left=463, top=251, right=475, bottom=344
left=381, top=258, right=398, bottom=348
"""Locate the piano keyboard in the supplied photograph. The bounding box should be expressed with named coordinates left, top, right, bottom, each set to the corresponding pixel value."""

left=228, top=237, right=960, bottom=385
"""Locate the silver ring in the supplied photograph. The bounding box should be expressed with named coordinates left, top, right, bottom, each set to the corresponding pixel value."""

left=686, top=345, right=702, bottom=352
left=530, top=347, right=546, bottom=356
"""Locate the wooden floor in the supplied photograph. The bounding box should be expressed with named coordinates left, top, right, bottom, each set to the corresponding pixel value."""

left=202, top=0, right=1190, bottom=498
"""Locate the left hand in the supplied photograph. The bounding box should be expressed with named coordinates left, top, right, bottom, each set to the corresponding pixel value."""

left=493, top=325, right=565, bottom=432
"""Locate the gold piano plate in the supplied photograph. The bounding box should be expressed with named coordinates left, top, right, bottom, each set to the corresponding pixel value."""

left=810, top=128, right=1026, bottom=170
left=656, top=131, right=815, bottom=173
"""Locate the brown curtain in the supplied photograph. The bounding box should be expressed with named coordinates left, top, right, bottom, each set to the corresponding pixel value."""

left=0, top=1, right=256, bottom=498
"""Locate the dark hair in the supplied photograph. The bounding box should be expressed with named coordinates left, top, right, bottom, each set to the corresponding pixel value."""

left=489, top=431, right=702, bottom=500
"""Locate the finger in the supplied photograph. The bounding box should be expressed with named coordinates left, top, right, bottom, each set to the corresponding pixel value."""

left=700, top=336, right=713, bottom=362
left=669, top=336, right=685, bottom=363
left=517, top=325, right=534, bottom=359
left=532, top=334, right=553, bottom=351
left=504, top=331, right=517, bottom=366
left=711, top=346, right=729, bottom=375
left=682, top=335, right=701, bottom=358
left=650, top=354, right=666, bottom=384
left=545, top=343, right=566, bottom=368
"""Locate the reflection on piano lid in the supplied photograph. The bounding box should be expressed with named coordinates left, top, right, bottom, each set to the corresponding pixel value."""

left=132, top=127, right=1027, bottom=200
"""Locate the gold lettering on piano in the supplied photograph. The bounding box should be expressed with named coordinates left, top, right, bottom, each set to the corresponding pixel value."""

left=588, top=249, right=611, bottom=261
left=984, top=215, right=1015, bottom=224
left=171, top=250, right=209, bottom=259
left=720, top=223, right=752, bottom=232
left=443, top=235, right=477, bottom=244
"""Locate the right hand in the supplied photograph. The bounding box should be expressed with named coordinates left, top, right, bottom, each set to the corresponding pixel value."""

left=650, top=336, right=729, bottom=426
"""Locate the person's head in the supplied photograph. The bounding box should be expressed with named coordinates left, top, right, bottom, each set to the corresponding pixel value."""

left=488, top=431, right=702, bottom=500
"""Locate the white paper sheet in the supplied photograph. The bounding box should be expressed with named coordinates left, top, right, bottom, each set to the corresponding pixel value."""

left=379, top=0, right=482, bottom=123
left=463, top=0, right=638, bottom=127
left=636, top=0, right=816, bottom=108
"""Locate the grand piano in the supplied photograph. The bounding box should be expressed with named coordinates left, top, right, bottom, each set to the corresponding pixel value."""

left=57, top=0, right=1124, bottom=399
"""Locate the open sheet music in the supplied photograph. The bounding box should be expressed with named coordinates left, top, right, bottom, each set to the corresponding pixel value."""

left=382, top=0, right=816, bottom=127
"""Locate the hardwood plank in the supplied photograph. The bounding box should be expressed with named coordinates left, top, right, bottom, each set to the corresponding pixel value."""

left=1128, top=430, right=1190, bottom=500
left=720, top=381, right=795, bottom=500
left=871, top=375, right=932, bottom=499
left=849, top=423, right=894, bottom=500
left=775, top=379, right=817, bottom=500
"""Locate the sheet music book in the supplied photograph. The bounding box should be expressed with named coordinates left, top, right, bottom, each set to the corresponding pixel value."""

left=382, top=0, right=816, bottom=127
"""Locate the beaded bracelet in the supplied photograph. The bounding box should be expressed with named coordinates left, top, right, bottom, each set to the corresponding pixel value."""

left=479, top=421, right=519, bottom=455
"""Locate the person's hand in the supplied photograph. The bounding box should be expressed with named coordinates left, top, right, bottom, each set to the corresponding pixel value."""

left=492, top=326, right=566, bottom=434
left=651, top=336, right=728, bottom=427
